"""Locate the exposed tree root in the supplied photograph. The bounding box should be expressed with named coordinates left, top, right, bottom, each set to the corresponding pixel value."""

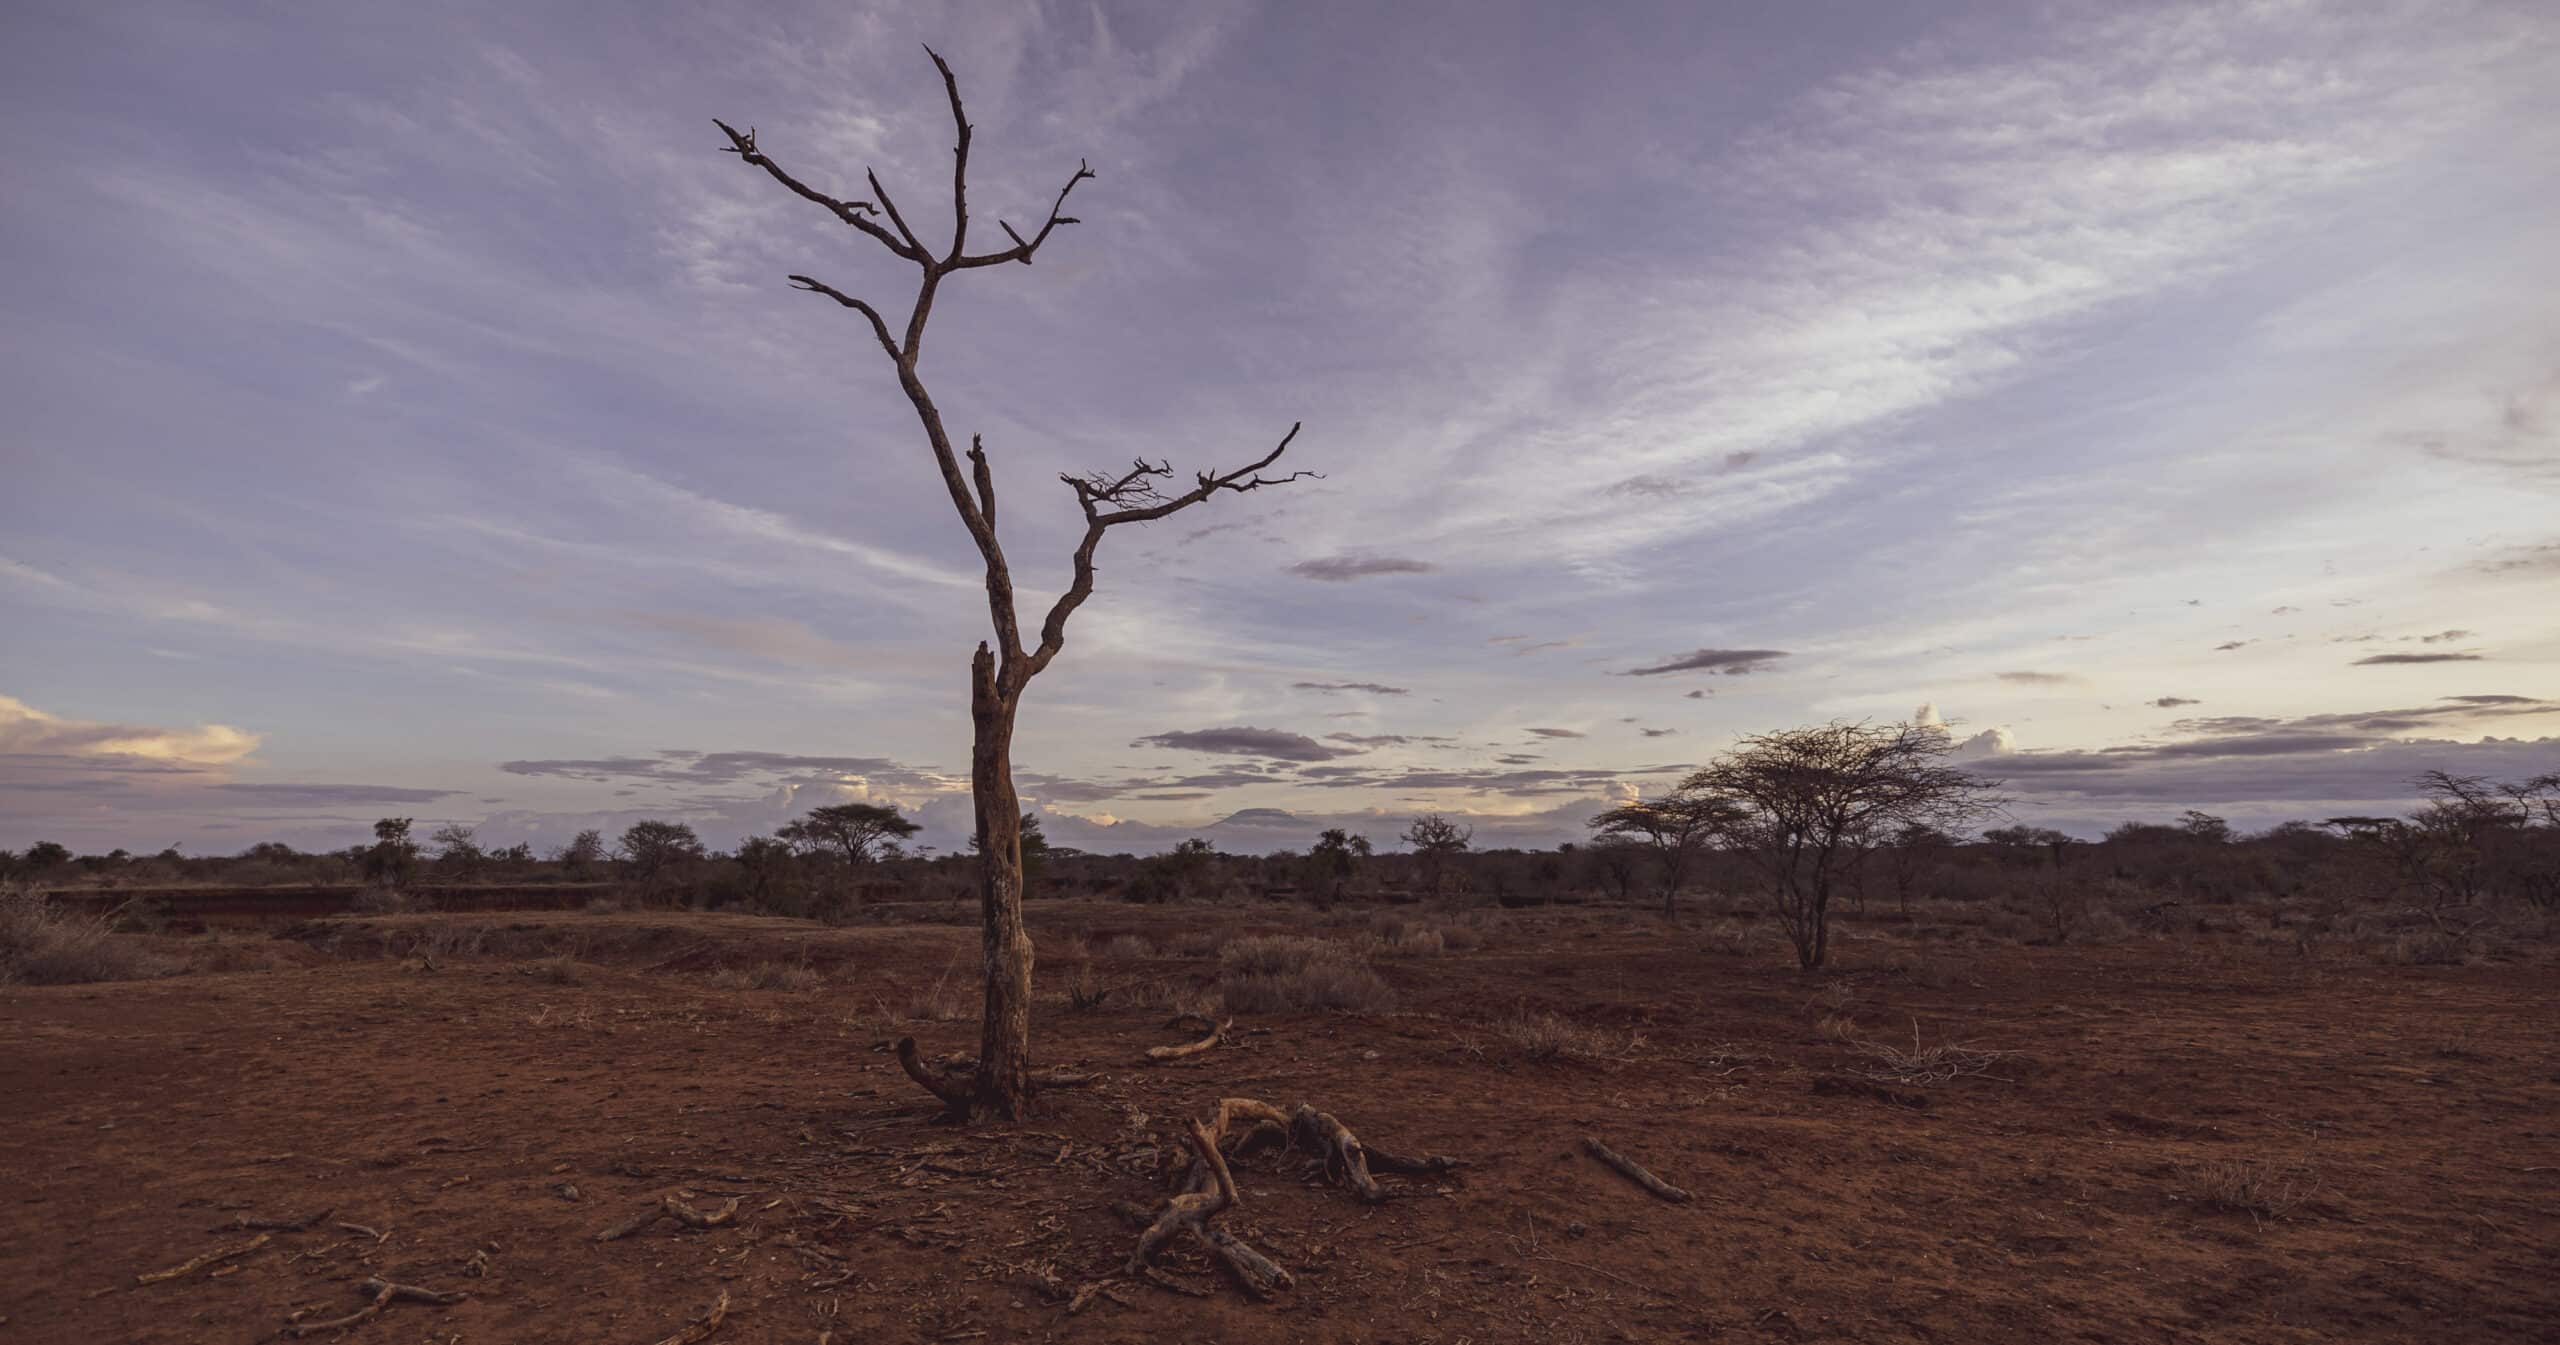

left=1184, top=1097, right=1459, bottom=1204
left=894, top=1036, right=1103, bottom=1116
left=1125, top=1120, right=1295, bottom=1298
left=283, top=1277, right=466, bottom=1337
left=895, top=1037, right=976, bottom=1113
left=1142, top=1017, right=1229, bottom=1065
left=594, top=1193, right=742, bottom=1242
left=1582, top=1135, right=1691, bottom=1203
left=647, top=1289, right=730, bottom=1345
left=136, top=1232, right=271, bottom=1286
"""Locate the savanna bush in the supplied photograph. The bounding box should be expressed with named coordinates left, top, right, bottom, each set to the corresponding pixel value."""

left=1217, top=934, right=1394, bottom=1013
left=0, top=890, right=162, bottom=985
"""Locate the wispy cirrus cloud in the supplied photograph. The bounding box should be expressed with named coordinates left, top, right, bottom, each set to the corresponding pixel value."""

left=1624, top=649, right=1789, bottom=677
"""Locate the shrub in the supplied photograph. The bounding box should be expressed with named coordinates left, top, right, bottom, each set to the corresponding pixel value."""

left=710, top=960, right=824, bottom=992
left=1161, top=927, right=1227, bottom=959
left=1216, top=935, right=1393, bottom=1013
left=1386, top=927, right=1447, bottom=957
left=522, top=955, right=588, bottom=986
left=0, top=891, right=162, bottom=985
left=1498, top=1008, right=1643, bottom=1062
left=1098, top=934, right=1155, bottom=960
left=2179, top=1156, right=2321, bottom=1223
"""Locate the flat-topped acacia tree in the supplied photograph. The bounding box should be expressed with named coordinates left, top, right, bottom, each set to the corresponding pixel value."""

left=715, top=51, right=1311, bottom=1120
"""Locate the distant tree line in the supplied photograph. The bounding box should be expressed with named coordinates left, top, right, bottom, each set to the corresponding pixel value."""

left=6, top=753, right=2552, bottom=962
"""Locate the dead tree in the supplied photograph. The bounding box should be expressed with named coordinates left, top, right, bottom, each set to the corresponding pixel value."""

left=716, top=51, right=1313, bottom=1120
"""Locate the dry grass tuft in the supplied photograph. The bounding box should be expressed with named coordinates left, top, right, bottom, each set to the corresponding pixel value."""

left=2179, top=1155, right=2322, bottom=1224
left=1851, top=1021, right=2019, bottom=1085
left=1159, top=927, right=1227, bottom=959
left=887, top=963, right=973, bottom=1020
left=1096, top=933, right=1155, bottom=960
left=521, top=955, right=588, bottom=986
left=1216, top=934, right=1394, bottom=1013
left=1386, top=927, right=1448, bottom=957
left=1497, top=1007, right=1645, bottom=1062
left=0, top=891, right=163, bottom=985
left=709, top=960, right=823, bottom=992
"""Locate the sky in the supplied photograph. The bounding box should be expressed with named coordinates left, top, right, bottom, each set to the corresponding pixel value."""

left=3, top=0, right=2556, bottom=858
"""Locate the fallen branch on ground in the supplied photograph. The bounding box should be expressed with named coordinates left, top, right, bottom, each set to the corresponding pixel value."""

left=647, top=1289, right=730, bottom=1345
left=1583, top=1135, right=1691, bottom=1203
left=1127, top=1120, right=1293, bottom=1298
left=1183, top=1097, right=1458, bottom=1204
left=1142, top=1017, right=1229, bottom=1065
left=283, top=1277, right=466, bottom=1336
left=594, top=1193, right=741, bottom=1242
left=136, top=1232, right=272, bottom=1285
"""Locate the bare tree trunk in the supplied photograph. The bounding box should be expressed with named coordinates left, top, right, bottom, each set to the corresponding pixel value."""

left=970, top=644, right=1033, bottom=1119
left=716, top=53, right=1309, bottom=1125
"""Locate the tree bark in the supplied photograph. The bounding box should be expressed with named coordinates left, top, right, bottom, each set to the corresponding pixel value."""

left=970, top=643, right=1035, bottom=1119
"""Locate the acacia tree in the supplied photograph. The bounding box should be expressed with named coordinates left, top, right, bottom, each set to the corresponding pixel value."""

left=1306, top=827, right=1373, bottom=905
left=781, top=802, right=920, bottom=866
left=1688, top=722, right=1997, bottom=969
left=1587, top=787, right=1736, bottom=916
left=717, top=52, right=1311, bottom=1118
left=1402, top=814, right=1471, bottom=898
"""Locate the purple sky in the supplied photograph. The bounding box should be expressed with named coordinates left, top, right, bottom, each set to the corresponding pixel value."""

left=4, top=1, right=2555, bottom=857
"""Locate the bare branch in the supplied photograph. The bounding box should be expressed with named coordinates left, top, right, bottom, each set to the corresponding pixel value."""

left=786, top=275, right=901, bottom=362
left=967, top=435, right=996, bottom=527
left=952, top=160, right=1096, bottom=269
left=1094, top=422, right=1315, bottom=527
left=927, top=45, right=972, bottom=262
left=867, top=167, right=927, bottom=258
left=1018, top=423, right=1312, bottom=685
left=711, top=118, right=921, bottom=263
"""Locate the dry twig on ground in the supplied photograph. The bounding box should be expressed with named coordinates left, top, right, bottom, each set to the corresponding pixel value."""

left=1582, top=1135, right=1692, bottom=1203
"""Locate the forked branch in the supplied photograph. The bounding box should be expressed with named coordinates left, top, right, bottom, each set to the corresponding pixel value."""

left=712, top=118, right=919, bottom=263
left=1022, top=423, right=1315, bottom=683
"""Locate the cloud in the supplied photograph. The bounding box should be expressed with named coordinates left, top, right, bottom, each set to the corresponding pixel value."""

left=497, top=750, right=951, bottom=794
left=1641, top=727, right=1678, bottom=738
left=1624, top=649, right=1789, bottom=677
left=1287, top=555, right=1435, bottom=581
left=1978, top=697, right=2560, bottom=815
left=1292, top=680, right=1410, bottom=696
left=1131, top=726, right=1358, bottom=762
left=1324, top=732, right=1453, bottom=748
left=1526, top=727, right=1585, bottom=739
left=209, top=782, right=463, bottom=806
left=2472, top=541, right=2560, bottom=577
left=2419, top=629, right=2475, bottom=643
left=1997, top=671, right=2078, bottom=686
left=2151, top=696, right=2201, bottom=708
left=2352, top=652, right=2484, bottom=665
left=0, top=693, right=260, bottom=765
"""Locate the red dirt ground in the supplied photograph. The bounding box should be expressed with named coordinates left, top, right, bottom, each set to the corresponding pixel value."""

left=3, top=903, right=2553, bottom=1344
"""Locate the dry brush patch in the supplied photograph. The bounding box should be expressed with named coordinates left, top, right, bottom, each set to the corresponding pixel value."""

left=1215, top=934, right=1395, bottom=1014
left=0, top=890, right=163, bottom=985
left=2177, top=1154, right=2326, bottom=1225
left=1849, top=1021, right=2022, bottom=1085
